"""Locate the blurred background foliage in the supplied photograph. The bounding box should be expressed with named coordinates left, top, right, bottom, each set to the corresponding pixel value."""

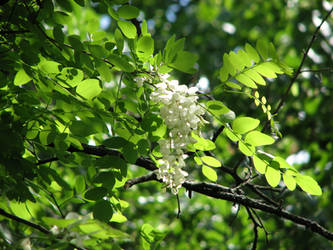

left=0, top=0, right=332, bottom=249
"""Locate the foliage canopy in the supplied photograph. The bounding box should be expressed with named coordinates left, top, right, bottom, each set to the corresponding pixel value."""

left=0, top=0, right=333, bottom=249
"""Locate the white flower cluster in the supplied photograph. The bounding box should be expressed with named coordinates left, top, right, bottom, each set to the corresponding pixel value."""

left=150, top=74, right=205, bottom=194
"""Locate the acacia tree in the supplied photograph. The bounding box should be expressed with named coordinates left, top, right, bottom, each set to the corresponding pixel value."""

left=0, top=0, right=332, bottom=249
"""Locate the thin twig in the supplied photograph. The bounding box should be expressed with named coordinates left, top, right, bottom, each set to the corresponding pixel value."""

left=50, top=193, right=65, bottom=218
left=245, top=207, right=258, bottom=250
left=176, top=194, right=181, bottom=218
left=300, top=67, right=333, bottom=73
left=273, top=7, right=333, bottom=115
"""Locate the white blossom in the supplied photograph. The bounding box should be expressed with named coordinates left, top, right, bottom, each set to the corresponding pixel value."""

left=151, top=74, right=205, bottom=194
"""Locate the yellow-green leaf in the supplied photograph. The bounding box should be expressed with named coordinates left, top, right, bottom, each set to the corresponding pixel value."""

left=236, top=73, right=257, bottom=89
left=296, top=175, right=322, bottom=195
left=117, top=20, right=137, bottom=39
left=201, top=156, right=221, bottom=167
left=253, top=155, right=268, bottom=174
left=283, top=172, right=296, bottom=191
left=232, top=117, right=260, bottom=134
left=245, top=131, right=275, bottom=146
left=265, top=166, right=280, bottom=187
left=238, top=141, right=255, bottom=156
left=202, top=165, right=217, bottom=182
left=76, top=79, right=102, bottom=100
left=14, top=69, right=32, bottom=86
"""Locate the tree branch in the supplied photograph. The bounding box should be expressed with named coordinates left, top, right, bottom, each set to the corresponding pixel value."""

left=273, top=7, right=333, bottom=115
left=0, top=208, right=84, bottom=250
left=40, top=143, right=333, bottom=241
left=0, top=208, right=50, bottom=234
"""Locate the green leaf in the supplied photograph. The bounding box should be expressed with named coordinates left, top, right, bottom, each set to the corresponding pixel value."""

left=296, top=175, right=322, bottom=195
left=244, top=68, right=266, bottom=85
left=235, top=74, right=257, bottom=89
left=95, top=155, right=126, bottom=170
left=201, top=156, right=221, bottom=167
left=118, top=5, right=140, bottom=19
left=170, top=51, right=198, bottom=73
left=117, top=20, right=137, bottom=39
left=137, top=36, right=154, bottom=59
left=283, top=171, right=296, bottom=191
left=70, top=120, right=96, bottom=137
left=122, top=142, right=138, bottom=163
left=220, top=53, right=236, bottom=81
left=84, top=187, right=108, bottom=201
left=103, top=137, right=128, bottom=149
left=245, top=43, right=260, bottom=63
left=75, top=176, right=85, bottom=194
left=256, top=39, right=269, bottom=60
left=93, top=200, right=113, bottom=222
left=225, top=81, right=241, bottom=89
left=253, top=155, right=268, bottom=174
left=265, top=166, right=281, bottom=187
left=110, top=212, right=127, bottom=223
left=238, top=141, right=255, bottom=156
left=108, top=7, right=119, bottom=20
left=224, top=128, right=240, bottom=142
left=57, top=67, right=84, bottom=87
left=96, top=61, right=112, bottom=82
left=53, top=25, right=64, bottom=43
left=76, top=79, right=101, bottom=100
left=14, top=69, right=32, bottom=86
left=88, top=44, right=107, bottom=58
left=68, top=35, right=83, bottom=50
left=255, top=62, right=278, bottom=78
left=206, top=100, right=230, bottom=116
left=232, top=117, right=260, bottom=134
left=194, top=156, right=203, bottom=165
left=273, top=156, right=296, bottom=171
left=245, top=131, right=275, bottom=146
left=237, top=49, right=253, bottom=67
left=43, top=217, right=76, bottom=228
left=108, top=54, right=135, bottom=72
left=202, top=165, right=217, bottom=182
left=192, top=133, right=216, bottom=151
left=94, top=171, right=115, bottom=189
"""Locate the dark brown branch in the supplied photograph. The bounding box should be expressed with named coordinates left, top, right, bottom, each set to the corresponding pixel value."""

left=0, top=208, right=50, bottom=234
left=125, top=172, right=158, bottom=189
left=0, top=208, right=84, bottom=249
left=0, top=29, right=30, bottom=35
left=212, top=126, right=225, bottom=142
left=245, top=207, right=259, bottom=250
left=40, top=143, right=333, bottom=241
left=183, top=181, right=333, bottom=241
left=273, top=7, right=333, bottom=115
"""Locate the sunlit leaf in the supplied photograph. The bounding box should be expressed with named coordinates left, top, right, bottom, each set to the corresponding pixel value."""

left=296, top=174, right=322, bottom=195
left=76, top=79, right=102, bottom=100
left=202, top=165, right=217, bottom=182
left=201, top=156, right=221, bottom=167
left=232, top=117, right=260, bottom=134
left=265, top=166, right=281, bottom=187
left=245, top=131, right=275, bottom=146
left=14, top=69, right=32, bottom=86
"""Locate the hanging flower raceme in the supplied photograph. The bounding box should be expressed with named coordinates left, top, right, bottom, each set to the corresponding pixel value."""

left=150, top=74, right=206, bottom=194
